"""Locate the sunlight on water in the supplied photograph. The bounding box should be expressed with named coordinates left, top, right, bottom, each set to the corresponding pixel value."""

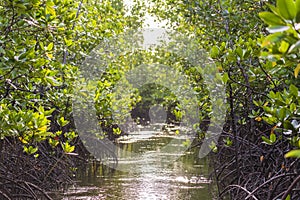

left=58, top=126, right=215, bottom=200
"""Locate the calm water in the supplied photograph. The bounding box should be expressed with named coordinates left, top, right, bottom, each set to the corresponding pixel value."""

left=57, top=127, right=214, bottom=200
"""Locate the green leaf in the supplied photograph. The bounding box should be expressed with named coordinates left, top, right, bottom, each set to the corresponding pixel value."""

left=285, top=195, right=291, bottom=200
left=46, top=0, right=56, bottom=16
left=278, top=107, right=291, bottom=121
left=268, top=91, right=276, bottom=99
left=267, top=4, right=281, bottom=16
left=18, top=50, right=30, bottom=60
left=62, top=142, right=75, bottom=153
left=283, top=120, right=294, bottom=130
left=290, top=103, right=297, bottom=112
left=45, top=76, right=61, bottom=86
left=44, top=108, right=55, bottom=117
left=113, top=127, right=121, bottom=135
left=261, top=32, right=285, bottom=47
left=289, top=84, right=298, bottom=97
left=15, top=3, right=27, bottom=11
left=296, top=12, right=300, bottom=23
left=222, top=72, right=229, bottom=84
left=57, top=117, right=69, bottom=127
left=47, top=42, right=54, bottom=51
left=288, top=40, right=300, bottom=54
left=209, top=141, right=217, bottom=152
left=285, top=149, right=300, bottom=158
left=24, top=146, right=38, bottom=155
left=279, top=41, right=290, bottom=53
left=277, top=0, right=297, bottom=20
left=296, top=0, right=300, bottom=23
left=48, top=138, right=59, bottom=147
left=236, top=47, right=243, bottom=58
left=266, top=26, right=289, bottom=33
left=64, top=131, right=77, bottom=140
left=0, top=46, right=4, bottom=54
left=259, top=12, right=286, bottom=25
left=278, top=108, right=285, bottom=120
left=262, top=136, right=272, bottom=144
left=64, top=37, right=73, bottom=47
left=210, top=46, right=219, bottom=58
left=294, top=63, right=300, bottom=78
left=270, top=133, right=276, bottom=143
left=39, top=42, right=45, bottom=50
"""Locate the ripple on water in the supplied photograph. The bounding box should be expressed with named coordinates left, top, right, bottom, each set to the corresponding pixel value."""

left=60, top=128, right=214, bottom=199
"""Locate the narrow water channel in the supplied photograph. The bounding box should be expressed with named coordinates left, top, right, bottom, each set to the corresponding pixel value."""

left=60, top=127, right=214, bottom=199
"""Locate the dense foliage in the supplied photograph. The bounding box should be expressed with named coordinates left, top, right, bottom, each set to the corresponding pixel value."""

left=148, top=0, right=300, bottom=199
left=0, top=0, right=299, bottom=199
left=0, top=0, right=132, bottom=198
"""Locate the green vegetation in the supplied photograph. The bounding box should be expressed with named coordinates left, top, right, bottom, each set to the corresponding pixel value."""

left=0, top=0, right=131, bottom=198
left=0, top=0, right=299, bottom=199
left=259, top=0, right=300, bottom=159
left=149, top=0, right=300, bottom=199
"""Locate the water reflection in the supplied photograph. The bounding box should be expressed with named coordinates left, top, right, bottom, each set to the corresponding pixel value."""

left=61, top=128, right=214, bottom=200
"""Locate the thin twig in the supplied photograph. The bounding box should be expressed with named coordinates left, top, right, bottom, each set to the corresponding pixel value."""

left=220, top=184, right=259, bottom=200
left=281, top=175, right=300, bottom=200
left=0, top=190, right=11, bottom=200
left=245, top=173, right=297, bottom=199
